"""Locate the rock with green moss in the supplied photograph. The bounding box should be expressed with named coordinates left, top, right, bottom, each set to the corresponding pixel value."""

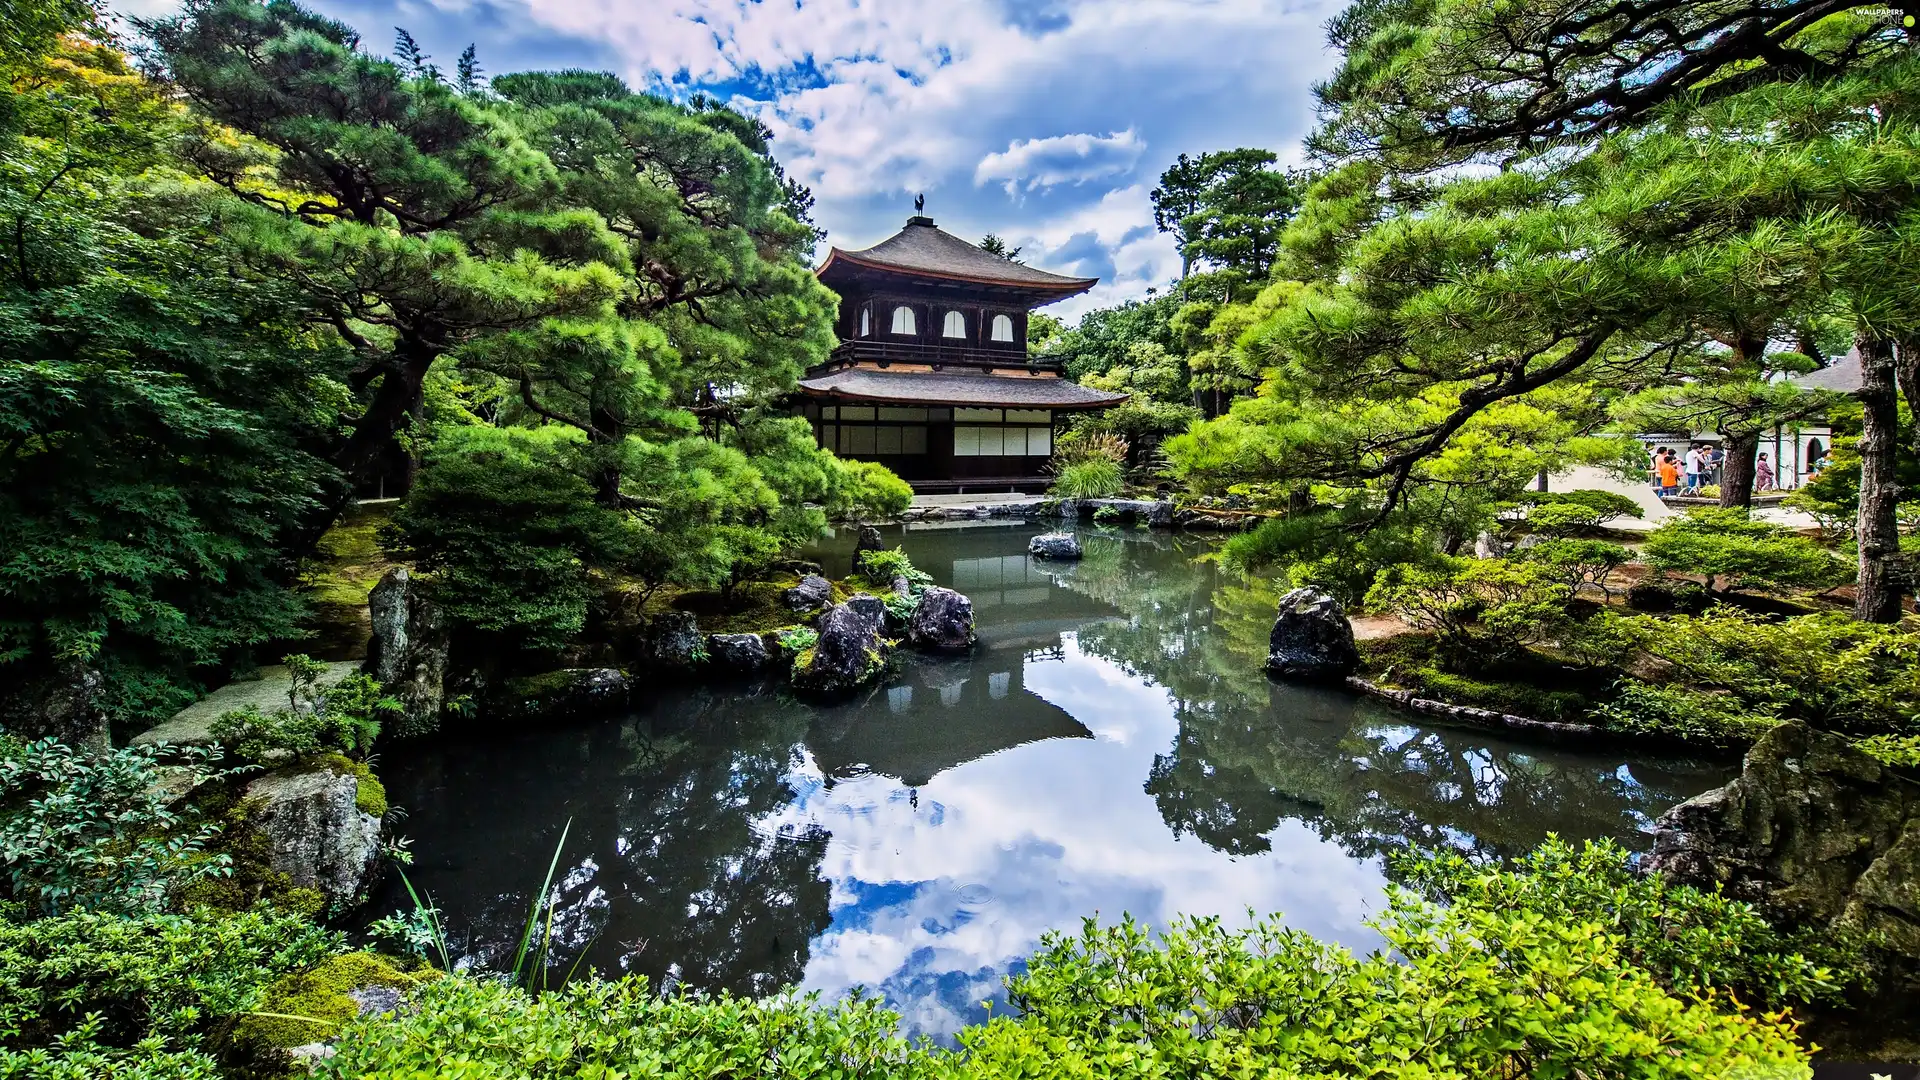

left=365, top=567, right=449, bottom=737
left=790, top=600, right=890, bottom=700
left=497, top=668, right=632, bottom=720
left=241, top=761, right=384, bottom=908
left=238, top=951, right=430, bottom=1050
left=1650, top=721, right=1920, bottom=993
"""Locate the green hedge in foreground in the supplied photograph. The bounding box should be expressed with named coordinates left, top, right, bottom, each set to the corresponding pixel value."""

left=321, top=846, right=1814, bottom=1080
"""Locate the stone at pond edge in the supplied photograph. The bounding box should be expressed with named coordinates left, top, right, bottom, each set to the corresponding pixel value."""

left=707, top=633, right=774, bottom=674
left=645, top=611, right=703, bottom=671
left=242, top=765, right=383, bottom=908
left=1648, top=720, right=1920, bottom=987
left=364, top=568, right=449, bottom=737
left=791, top=600, right=890, bottom=699
left=496, top=668, right=632, bottom=719
left=855, top=524, right=884, bottom=559
left=1265, top=588, right=1360, bottom=682
left=907, top=586, right=975, bottom=652
left=785, top=574, right=834, bottom=612
left=1028, top=533, right=1083, bottom=560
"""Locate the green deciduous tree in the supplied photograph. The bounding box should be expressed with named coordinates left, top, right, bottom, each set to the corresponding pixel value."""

left=1, top=19, right=346, bottom=726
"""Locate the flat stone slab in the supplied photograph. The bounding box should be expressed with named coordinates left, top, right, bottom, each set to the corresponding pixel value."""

left=131, top=661, right=361, bottom=747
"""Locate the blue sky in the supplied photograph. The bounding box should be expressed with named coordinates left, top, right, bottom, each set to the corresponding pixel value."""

left=118, top=0, right=1344, bottom=319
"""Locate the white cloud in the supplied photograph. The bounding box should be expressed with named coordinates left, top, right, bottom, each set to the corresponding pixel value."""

left=360, top=0, right=1345, bottom=317
left=974, top=129, right=1145, bottom=194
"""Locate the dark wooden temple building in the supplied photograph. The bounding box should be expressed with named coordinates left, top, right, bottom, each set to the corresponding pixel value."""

left=798, top=213, right=1127, bottom=492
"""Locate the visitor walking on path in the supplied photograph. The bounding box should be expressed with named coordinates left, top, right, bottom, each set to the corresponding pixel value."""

left=1756, top=453, right=1775, bottom=492
left=1708, top=445, right=1724, bottom=485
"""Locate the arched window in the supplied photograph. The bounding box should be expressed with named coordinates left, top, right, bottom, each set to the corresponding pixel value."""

left=990, top=314, right=1014, bottom=342
left=858, top=308, right=871, bottom=337
left=942, top=311, right=966, bottom=338
left=890, top=306, right=916, bottom=335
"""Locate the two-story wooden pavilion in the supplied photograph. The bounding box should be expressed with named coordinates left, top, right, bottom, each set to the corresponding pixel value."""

left=798, top=213, right=1127, bottom=492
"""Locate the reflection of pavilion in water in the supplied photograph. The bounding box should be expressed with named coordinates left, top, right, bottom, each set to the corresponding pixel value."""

left=805, top=537, right=1124, bottom=789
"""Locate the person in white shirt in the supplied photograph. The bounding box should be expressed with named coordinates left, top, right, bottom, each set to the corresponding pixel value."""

left=1684, top=446, right=1705, bottom=492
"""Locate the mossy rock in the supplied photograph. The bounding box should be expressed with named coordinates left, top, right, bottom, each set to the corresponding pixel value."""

left=312, top=752, right=388, bottom=818
left=237, top=951, right=433, bottom=1048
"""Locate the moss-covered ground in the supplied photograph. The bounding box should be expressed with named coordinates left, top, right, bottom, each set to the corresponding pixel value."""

left=1359, top=633, right=1615, bottom=724
left=237, top=951, right=433, bottom=1048
left=300, top=500, right=401, bottom=661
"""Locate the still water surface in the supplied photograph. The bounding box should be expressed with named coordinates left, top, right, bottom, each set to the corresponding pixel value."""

left=373, top=523, right=1736, bottom=1039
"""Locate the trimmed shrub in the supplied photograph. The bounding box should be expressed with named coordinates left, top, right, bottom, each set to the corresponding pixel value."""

left=1642, top=509, right=1851, bottom=594
left=1595, top=682, right=1781, bottom=746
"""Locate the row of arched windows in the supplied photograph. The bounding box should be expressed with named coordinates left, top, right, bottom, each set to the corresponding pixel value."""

left=857, top=306, right=1017, bottom=343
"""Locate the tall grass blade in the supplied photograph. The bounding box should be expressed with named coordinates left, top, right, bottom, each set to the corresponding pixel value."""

left=510, top=817, right=571, bottom=988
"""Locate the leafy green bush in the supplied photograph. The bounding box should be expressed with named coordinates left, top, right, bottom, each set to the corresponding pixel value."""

left=1365, top=558, right=1575, bottom=664
left=855, top=547, right=931, bottom=592
left=1595, top=683, right=1781, bottom=745
left=826, top=458, right=913, bottom=519
left=1517, top=537, right=1633, bottom=597
left=1512, top=488, right=1643, bottom=525
left=319, top=878, right=1810, bottom=1079
left=0, top=739, right=232, bottom=916
left=1092, top=504, right=1123, bottom=524
left=319, top=976, right=924, bottom=1080
left=968, top=891, right=1806, bottom=1079
left=1642, top=509, right=1851, bottom=594
left=1223, top=506, right=1447, bottom=607
left=1049, top=458, right=1125, bottom=499
left=1855, top=733, right=1920, bottom=768
left=1396, top=837, right=1860, bottom=1010
left=0, top=907, right=337, bottom=1076
left=1524, top=501, right=1605, bottom=536
left=210, top=671, right=396, bottom=766
left=1627, top=609, right=1920, bottom=733
left=389, top=428, right=645, bottom=653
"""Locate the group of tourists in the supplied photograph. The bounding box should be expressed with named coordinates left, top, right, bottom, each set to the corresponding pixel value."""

left=1650, top=444, right=1718, bottom=497
left=1648, top=441, right=1808, bottom=497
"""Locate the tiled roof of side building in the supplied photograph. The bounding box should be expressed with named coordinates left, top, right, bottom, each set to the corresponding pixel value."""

left=817, top=217, right=1098, bottom=294
left=1788, top=349, right=1865, bottom=395
left=797, top=368, right=1128, bottom=410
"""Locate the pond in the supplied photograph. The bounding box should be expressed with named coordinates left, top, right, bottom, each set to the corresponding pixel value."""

left=370, top=521, right=1738, bottom=1041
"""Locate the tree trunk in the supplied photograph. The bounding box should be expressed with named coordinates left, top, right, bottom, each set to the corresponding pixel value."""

left=334, top=351, right=433, bottom=492
left=1897, top=337, right=1920, bottom=457
left=1719, top=431, right=1759, bottom=508
left=1856, top=334, right=1904, bottom=623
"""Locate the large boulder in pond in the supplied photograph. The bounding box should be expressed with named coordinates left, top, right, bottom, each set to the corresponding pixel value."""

left=242, top=763, right=383, bottom=907
left=1028, top=533, right=1083, bottom=561
left=791, top=600, right=890, bottom=699
left=784, top=574, right=834, bottom=613
left=907, top=587, right=975, bottom=653
left=854, top=524, right=885, bottom=559
left=1648, top=722, right=1920, bottom=936
left=707, top=633, right=774, bottom=675
left=1264, top=588, right=1360, bottom=682
left=364, top=568, right=449, bottom=737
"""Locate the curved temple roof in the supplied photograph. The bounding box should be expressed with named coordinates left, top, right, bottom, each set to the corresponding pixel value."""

left=798, top=368, right=1128, bottom=410
left=816, top=216, right=1098, bottom=297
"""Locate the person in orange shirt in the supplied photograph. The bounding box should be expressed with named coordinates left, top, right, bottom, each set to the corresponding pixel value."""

left=1655, top=451, right=1681, bottom=496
